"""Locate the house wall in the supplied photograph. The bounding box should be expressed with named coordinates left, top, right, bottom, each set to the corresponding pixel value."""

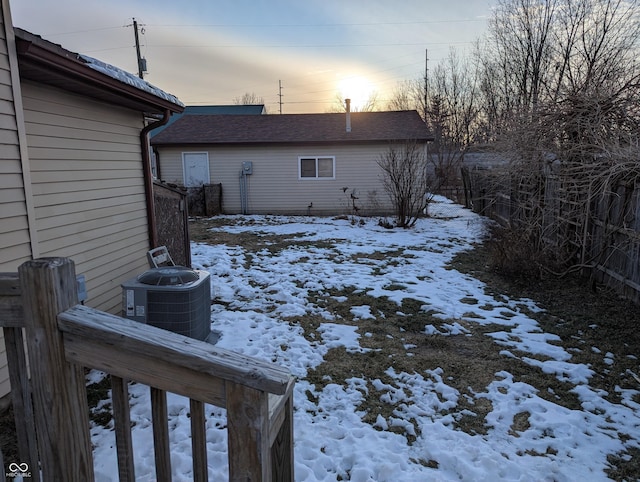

left=21, top=80, right=151, bottom=313
left=0, top=0, right=33, bottom=401
left=157, top=144, right=397, bottom=215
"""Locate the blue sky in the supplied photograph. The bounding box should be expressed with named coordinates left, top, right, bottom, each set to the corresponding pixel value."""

left=11, top=0, right=494, bottom=113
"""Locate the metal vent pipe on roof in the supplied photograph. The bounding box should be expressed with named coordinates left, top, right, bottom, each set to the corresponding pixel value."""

left=345, top=98, right=351, bottom=133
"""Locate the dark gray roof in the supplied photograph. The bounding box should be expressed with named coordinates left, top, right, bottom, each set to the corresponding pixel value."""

left=151, top=110, right=432, bottom=146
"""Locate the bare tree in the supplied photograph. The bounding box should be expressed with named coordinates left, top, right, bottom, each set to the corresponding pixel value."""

left=481, top=0, right=640, bottom=154
left=233, top=92, right=265, bottom=105
left=386, top=50, right=481, bottom=200
left=327, top=92, right=379, bottom=113
left=426, top=49, right=481, bottom=193
left=475, top=0, right=640, bottom=276
left=377, top=142, right=434, bottom=228
left=386, top=79, right=425, bottom=114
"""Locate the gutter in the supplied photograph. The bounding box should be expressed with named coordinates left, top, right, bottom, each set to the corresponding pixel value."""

left=15, top=28, right=182, bottom=114
left=141, top=110, right=171, bottom=249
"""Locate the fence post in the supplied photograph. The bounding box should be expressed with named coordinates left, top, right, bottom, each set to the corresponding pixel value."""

left=19, top=258, right=94, bottom=481
left=226, top=382, right=271, bottom=481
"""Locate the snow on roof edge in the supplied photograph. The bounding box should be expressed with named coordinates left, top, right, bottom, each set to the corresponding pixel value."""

left=79, top=54, right=185, bottom=108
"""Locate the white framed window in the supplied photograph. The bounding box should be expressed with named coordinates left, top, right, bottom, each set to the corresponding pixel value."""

left=298, top=156, right=335, bottom=180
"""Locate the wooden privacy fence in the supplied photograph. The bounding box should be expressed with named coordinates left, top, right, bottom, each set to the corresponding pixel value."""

left=462, top=166, right=640, bottom=304
left=0, top=257, right=295, bottom=481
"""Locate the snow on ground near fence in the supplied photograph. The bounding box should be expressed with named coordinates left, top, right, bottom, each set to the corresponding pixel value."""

left=91, top=196, right=640, bottom=481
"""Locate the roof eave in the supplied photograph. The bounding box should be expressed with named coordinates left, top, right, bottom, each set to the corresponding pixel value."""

left=152, top=137, right=433, bottom=147
left=15, top=30, right=184, bottom=115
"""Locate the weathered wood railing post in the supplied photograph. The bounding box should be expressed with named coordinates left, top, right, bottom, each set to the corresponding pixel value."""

left=226, top=383, right=271, bottom=481
left=19, top=258, right=94, bottom=481
left=0, top=273, right=38, bottom=474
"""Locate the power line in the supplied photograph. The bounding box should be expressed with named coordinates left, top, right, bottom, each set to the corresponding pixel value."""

left=147, top=18, right=486, bottom=28
left=39, top=25, right=124, bottom=37
left=41, top=17, right=486, bottom=37
left=122, top=41, right=473, bottom=50
left=80, top=41, right=473, bottom=56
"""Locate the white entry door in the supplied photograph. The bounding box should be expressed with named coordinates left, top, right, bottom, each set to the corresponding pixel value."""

left=182, top=152, right=210, bottom=187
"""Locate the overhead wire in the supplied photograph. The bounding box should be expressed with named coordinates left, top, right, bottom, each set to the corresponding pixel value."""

left=42, top=17, right=483, bottom=110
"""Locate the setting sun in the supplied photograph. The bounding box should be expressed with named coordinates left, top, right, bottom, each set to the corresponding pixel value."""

left=337, top=75, right=375, bottom=111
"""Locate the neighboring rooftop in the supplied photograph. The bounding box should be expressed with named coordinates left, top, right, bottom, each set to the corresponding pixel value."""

left=150, top=104, right=266, bottom=137
left=151, top=110, right=432, bottom=146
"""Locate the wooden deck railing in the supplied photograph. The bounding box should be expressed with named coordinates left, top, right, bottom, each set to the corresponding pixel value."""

left=1, top=257, right=295, bottom=481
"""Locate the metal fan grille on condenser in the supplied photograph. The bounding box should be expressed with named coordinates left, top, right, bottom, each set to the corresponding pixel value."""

left=137, top=266, right=200, bottom=286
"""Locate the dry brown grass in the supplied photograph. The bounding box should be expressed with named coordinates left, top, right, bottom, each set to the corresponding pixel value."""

left=186, top=217, right=640, bottom=478
left=2, top=216, right=639, bottom=479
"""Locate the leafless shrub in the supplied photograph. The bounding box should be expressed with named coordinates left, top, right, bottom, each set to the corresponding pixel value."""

left=377, top=142, right=435, bottom=228
left=486, top=224, right=566, bottom=279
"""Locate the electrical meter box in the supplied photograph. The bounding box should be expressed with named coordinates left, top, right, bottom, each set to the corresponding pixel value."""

left=242, top=161, right=253, bottom=175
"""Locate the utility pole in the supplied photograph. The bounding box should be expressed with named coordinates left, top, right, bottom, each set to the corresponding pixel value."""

left=132, top=18, right=146, bottom=79
left=278, top=80, right=283, bottom=114
left=424, top=48, right=429, bottom=122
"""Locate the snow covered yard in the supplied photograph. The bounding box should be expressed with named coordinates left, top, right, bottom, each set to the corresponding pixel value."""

left=90, top=197, right=640, bottom=481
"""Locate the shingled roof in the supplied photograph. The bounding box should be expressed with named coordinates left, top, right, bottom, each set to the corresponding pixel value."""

left=151, top=110, right=432, bottom=146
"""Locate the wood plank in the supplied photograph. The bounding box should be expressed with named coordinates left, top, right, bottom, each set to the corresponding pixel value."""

left=226, top=382, right=270, bottom=481
left=270, top=385, right=294, bottom=482
left=151, top=387, right=171, bottom=482
left=268, top=378, right=295, bottom=446
left=111, top=376, right=135, bottom=482
left=18, top=258, right=94, bottom=481
left=58, top=304, right=291, bottom=395
left=189, top=399, right=208, bottom=482
left=63, top=334, right=227, bottom=407
left=4, top=327, right=38, bottom=473
left=0, top=274, right=18, bottom=299
left=595, top=264, right=640, bottom=292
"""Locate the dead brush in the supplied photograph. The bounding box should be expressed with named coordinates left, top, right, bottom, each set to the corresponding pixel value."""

left=485, top=224, right=565, bottom=280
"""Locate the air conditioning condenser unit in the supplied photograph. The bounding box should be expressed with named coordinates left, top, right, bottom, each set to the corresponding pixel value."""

left=122, top=266, right=211, bottom=341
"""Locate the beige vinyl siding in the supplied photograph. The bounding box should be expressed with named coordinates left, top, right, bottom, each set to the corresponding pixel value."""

left=0, top=1, right=33, bottom=399
left=0, top=35, right=30, bottom=270
left=22, top=81, right=151, bottom=314
left=158, top=144, right=395, bottom=215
